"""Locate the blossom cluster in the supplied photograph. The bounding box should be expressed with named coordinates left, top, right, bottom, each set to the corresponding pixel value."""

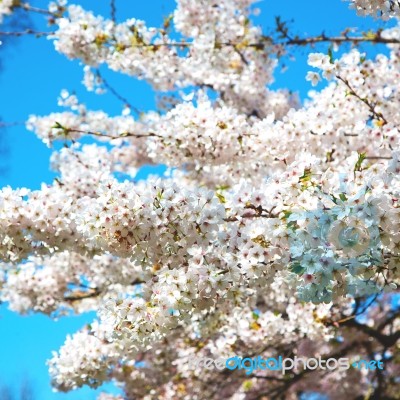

left=346, top=0, right=400, bottom=19
left=49, top=1, right=293, bottom=116
left=48, top=322, right=121, bottom=391
left=1, top=252, right=143, bottom=315
left=0, top=1, right=399, bottom=399
left=27, top=44, right=400, bottom=189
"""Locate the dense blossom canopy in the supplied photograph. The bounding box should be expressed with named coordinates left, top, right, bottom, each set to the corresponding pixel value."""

left=0, top=0, right=399, bottom=399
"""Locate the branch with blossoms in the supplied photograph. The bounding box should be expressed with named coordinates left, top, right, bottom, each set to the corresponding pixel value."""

left=336, top=75, right=388, bottom=126
left=2, top=27, right=400, bottom=47
left=53, top=123, right=162, bottom=141
left=1, top=1, right=400, bottom=399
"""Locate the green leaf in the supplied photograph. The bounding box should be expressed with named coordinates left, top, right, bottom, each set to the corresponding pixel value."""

left=299, top=167, right=312, bottom=184
left=289, top=262, right=306, bottom=275
left=216, top=184, right=230, bottom=191
left=52, top=121, right=64, bottom=129
left=287, top=220, right=298, bottom=230
left=216, top=192, right=226, bottom=204
left=326, top=150, right=335, bottom=162
left=354, top=152, right=366, bottom=172
left=163, top=14, right=173, bottom=30
left=328, top=46, right=334, bottom=64
left=363, top=30, right=377, bottom=40
left=281, top=210, right=292, bottom=220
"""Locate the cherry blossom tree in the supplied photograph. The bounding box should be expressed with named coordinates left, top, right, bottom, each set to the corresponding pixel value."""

left=0, top=0, right=399, bottom=399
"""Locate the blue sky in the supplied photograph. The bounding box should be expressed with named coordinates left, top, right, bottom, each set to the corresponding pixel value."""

left=0, top=1, right=393, bottom=398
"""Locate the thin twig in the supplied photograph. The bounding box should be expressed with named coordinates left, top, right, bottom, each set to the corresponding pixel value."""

left=64, top=288, right=101, bottom=302
left=95, top=69, right=142, bottom=115
left=0, top=29, right=52, bottom=37
left=365, top=156, right=393, bottom=160
left=21, top=3, right=55, bottom=16
left=67, top=127, right=161, bottom=140
left=110, top=0, right=117, bottom=22
left=337, top=75, right=388, bottom=125
left=2, top=30, right=400, bottom=47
